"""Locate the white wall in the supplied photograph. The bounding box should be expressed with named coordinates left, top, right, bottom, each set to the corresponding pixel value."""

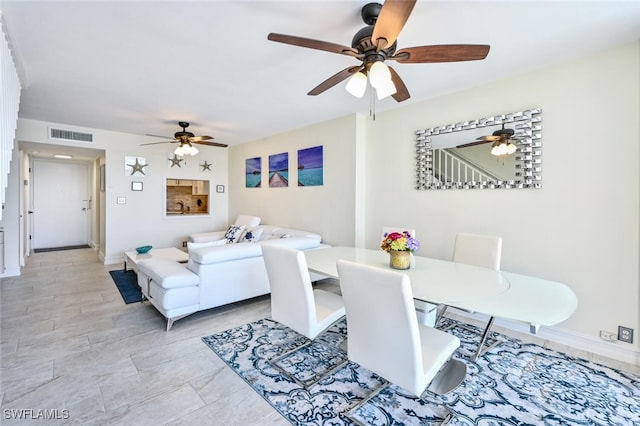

left=229, top=114, right=360, bottom=247
left=231, top=42, right=639, bottom=360
left=367, top=42, right=639, bottom=350
left=14, top=119, right=229, bottom=264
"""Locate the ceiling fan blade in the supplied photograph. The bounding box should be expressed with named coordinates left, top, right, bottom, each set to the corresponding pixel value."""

left=388, top=66, right=410, bottom=102
left=189, top=135, right=213, bottom=142
left=371, top=0, right=417, bottom=51
left=145, top=133, right=174, bottom=139
left=193, top=141, right=228, bottom=148
left=308, top=66, right=360, bottom=96
left=476, top=135, right=501, bottom=141
left=393, top=44, right=490, bottom=63
left=456, top=140, right=491, bottom=149
left=140, top=140, right=176, bottom=146
left=268, top=33, right=360, bottom=58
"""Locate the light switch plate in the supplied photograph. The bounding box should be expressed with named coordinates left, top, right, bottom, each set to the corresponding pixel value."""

left=116, top=197, right=126, bottom=204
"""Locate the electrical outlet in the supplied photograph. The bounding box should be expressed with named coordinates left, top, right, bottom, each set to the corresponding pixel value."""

left=618, top=326, right=634, bottom=343
left=182, top=241, right=188, bottom=248
left=600, top=330, right=617, bottom=342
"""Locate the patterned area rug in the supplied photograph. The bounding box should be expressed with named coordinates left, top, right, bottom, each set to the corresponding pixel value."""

left=202, top=318, right=640, bottom=425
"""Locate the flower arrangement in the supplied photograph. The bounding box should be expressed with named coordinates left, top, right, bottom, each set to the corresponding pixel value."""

left=380, top=231, right=420, bottom=253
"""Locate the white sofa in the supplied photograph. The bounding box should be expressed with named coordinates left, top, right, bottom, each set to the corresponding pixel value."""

left=137, top=224, right=328, bottom=330
left=189, top=214, right=262, bottom=244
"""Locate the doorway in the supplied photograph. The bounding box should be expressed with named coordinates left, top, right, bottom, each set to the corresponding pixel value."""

left=31, top=159, right=91, bottom=250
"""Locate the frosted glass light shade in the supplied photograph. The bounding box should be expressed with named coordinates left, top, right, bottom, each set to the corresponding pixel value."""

left=174, top=145, right=186, bottom=156
left=376, top=78, right=397, bottom=100
left=369, top=61, right=392, bottom=89
left=345, top=71, right=367, bottom=98
left=491, top=142, right=508, bottom=156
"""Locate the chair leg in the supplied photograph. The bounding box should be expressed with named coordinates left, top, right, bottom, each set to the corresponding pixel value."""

left=346, top=380, right=457, bottom=426
left=344, top=381, right=389, bottom=423
left=269, top=341, right=348, bottom=389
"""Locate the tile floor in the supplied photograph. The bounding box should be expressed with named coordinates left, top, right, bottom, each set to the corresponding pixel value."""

left=1, top=248, right=637, bottom=425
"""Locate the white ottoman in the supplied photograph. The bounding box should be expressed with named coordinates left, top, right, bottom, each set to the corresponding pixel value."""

left=137, top=258, right=200, bottom=331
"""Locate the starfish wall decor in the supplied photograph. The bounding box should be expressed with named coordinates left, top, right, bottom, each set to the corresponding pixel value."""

left=200, top=160, right=212, bottom=172
left=125, top=156, right=148, bottom=176
left=168, top=154, right=185, bottom=168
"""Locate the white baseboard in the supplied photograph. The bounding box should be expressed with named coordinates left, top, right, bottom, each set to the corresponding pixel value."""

left=102, top=254, right=124, bottom=266
left=450, top=310, right=640, bottom=367
left=0, top=266, right=21, bottom=278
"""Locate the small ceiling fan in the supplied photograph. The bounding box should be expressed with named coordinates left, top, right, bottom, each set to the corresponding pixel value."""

left=142, top=121, right=227, bottom=156
left=456, top=124, right=520, bottom=156
left=267, top=0, right=490, bottom=102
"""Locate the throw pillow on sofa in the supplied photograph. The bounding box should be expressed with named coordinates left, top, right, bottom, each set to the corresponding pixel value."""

left=224, top=225, right=245, bottom=244
left=240, top=227, right=264, bottom=243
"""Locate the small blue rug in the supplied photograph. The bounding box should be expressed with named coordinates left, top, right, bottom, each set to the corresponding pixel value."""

left=202, top=318, right=640, bottom=425
left=108, top=269, right=142, bottom=304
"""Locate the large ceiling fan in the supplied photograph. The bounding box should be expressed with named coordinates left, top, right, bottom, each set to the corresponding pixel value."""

left=267, top=0, right=490, bottom=102
left=142, top=121, right=227, bottom=156
left=457, top=124, right=520, bottom=156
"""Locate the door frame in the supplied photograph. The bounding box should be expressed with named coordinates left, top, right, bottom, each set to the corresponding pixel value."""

left=30, top=157, right=93, bottom=250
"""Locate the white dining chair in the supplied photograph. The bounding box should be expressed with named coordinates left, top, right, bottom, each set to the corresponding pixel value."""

left=436, top=232, right=502, bottom=359
left=263, top=244, right=345, bottom=339
left=337, top=259, right=466, bottom=422
left=381, top=226, right=437, bottom=326
left=262, top=244, right=346, bottom=387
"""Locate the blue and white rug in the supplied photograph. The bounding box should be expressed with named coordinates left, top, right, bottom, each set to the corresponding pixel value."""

left=202, top=318, right=640, bottom=425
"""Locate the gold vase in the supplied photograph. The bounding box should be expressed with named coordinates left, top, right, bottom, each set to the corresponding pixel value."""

left=389, top=250, right=411, bottom=270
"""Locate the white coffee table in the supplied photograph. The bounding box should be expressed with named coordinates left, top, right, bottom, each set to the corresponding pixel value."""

left=124, top=247, right=189, bottom=272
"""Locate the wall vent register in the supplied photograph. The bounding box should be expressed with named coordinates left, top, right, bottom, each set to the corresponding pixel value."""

left=48, top=127, right=94, bottom=143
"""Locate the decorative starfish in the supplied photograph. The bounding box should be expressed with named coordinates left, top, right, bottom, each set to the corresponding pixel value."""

left=168, top=154, right=184, bottom=168
left=200, top=160, right=212, bottom=171
left=127, top=157, right=148, bottom=176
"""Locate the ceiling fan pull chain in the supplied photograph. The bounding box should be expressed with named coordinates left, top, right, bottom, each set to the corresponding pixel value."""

left=370, top=86, right=376, bottom=121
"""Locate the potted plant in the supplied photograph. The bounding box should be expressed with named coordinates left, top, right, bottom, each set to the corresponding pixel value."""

left=380, top=231, right=420, bottom=270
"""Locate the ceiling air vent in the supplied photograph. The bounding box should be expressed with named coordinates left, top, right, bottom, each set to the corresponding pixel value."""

left=48, top=127, right=93, bottom=143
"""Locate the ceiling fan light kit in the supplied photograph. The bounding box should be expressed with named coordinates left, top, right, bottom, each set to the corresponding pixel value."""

left=268, top=0, right=489, bottom=106
left=490, top=140, right=517, bottom=156
left=345, top=71, right=368, bottom=98
left=141, top=121, right=228, bottom=155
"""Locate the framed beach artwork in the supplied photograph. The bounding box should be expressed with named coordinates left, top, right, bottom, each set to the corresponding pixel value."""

left=245, top=157, right=262, bottom=188
left=297, top=145, right=323, bottom=186
left=268, top=152, right=289, bottom=188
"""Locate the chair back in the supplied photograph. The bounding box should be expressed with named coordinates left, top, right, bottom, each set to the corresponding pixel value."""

left=262, top=244, right=316, bottom=337
left=337, top=259, right=423, bottom=394
left=453, top=232, right=502, bottom=270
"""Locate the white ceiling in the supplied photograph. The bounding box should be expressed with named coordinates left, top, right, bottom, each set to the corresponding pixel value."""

left=2, top=0, right=640, bottom=150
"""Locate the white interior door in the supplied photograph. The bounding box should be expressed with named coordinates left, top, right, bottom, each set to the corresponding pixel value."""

left=32, top=159, right=90, bottom=249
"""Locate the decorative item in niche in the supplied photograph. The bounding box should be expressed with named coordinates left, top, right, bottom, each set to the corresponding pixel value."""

left=269, top=152, right=289, bottom=188
left=200, top=160, right=212, bottom=172
left=131, top=181, right=143, bottom=191
left=245, top=157, right=262, bottom=188
left=168, top=154, right=184, bottom=168
left=125, top=156, right=148, bottom=176
left=415, top=109, right=542, bottom=190
left=297, top=145, right=323, bottom=187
